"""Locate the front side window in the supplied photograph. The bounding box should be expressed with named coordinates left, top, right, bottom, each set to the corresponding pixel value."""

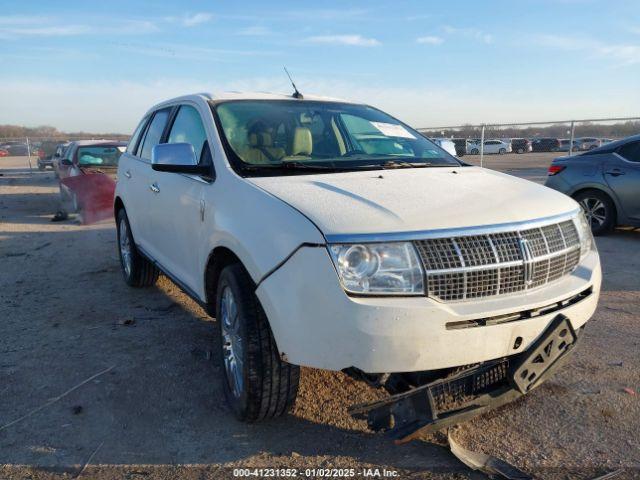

left=212, top=100, right=459, bottom=175
left=167, top=105, right=208, bottom=162
left=77, top=145, right=125, bottom=167
left=140, top=109, right=171, bottom=161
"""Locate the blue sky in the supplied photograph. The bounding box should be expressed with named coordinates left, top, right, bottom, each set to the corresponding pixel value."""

left=0, top=0, right=639, bottom=132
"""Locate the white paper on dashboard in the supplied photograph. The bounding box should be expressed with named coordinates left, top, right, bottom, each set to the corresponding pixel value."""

left=370, top=122, right=416, bottom=139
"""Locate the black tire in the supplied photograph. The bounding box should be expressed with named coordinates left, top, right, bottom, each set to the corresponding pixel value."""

left=471, top=148, right=479, bottom=155
left=499, top=148, right=506, bottom=155
left=574, top=190, right=616, bottom=236
left=116, top=208, right=159, bottom=287
left=216, top=263, right=299, bottom=422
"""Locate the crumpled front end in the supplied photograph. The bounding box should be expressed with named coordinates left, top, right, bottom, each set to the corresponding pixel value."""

left=256, top=244, right=601, bottom=373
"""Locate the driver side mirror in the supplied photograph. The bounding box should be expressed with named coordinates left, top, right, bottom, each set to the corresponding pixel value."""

left=151, top=143, right=210, bottom=175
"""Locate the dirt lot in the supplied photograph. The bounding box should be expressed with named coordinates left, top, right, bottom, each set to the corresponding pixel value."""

left=1, top=154, right=639, bottom=479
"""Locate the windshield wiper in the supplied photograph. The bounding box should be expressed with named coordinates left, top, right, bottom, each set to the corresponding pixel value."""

left=240, top=161, right=339, bottom=172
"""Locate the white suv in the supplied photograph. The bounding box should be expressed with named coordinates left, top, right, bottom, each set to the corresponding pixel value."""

left=114, top=92, right=601, bottom=439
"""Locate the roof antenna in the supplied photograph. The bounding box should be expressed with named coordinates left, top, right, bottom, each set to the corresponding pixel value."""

left=284, top=66, right=303, bottom=99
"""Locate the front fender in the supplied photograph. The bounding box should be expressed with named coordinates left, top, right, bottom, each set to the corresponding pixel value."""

left=199, top=172, right=325, bottom=300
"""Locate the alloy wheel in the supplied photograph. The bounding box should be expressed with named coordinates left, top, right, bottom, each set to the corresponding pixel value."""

left=579, top=198, right=607, bottom=229
left=119, top=218, right=132, bottom=277
left=221, top=286, right=244, bottom=398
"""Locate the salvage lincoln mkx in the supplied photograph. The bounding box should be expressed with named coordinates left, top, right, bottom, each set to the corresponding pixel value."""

left=114, top=92, right=601, bottom=441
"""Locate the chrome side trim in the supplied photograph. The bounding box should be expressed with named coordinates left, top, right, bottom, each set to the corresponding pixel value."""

left=324, top=209, right=581, bottom=244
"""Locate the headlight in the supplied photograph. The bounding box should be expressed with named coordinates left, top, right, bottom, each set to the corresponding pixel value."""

left=328, top=242, right=424, bottom=295
left=574, top=212, right=595, bottom=259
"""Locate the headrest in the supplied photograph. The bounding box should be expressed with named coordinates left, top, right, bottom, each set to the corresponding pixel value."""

left=292, top=127, right=312, bottom=156
left=248, top=132, right=273, bottom=147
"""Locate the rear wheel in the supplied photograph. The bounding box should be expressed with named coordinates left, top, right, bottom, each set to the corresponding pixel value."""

left=216, top=263, right=299, bottom=422
left=116, top=209, right=159, bottom=287
left=574, top=190, right=615, bottom=236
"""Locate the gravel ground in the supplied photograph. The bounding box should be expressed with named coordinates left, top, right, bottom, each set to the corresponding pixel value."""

left=0, top=154, right=638, bottom=479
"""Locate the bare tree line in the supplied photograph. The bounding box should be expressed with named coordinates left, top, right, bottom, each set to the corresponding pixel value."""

left=0, top=124, right=128, bottom=141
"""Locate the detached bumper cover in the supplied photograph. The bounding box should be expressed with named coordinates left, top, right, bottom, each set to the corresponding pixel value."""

left=349, top=315, right=580, bottom=443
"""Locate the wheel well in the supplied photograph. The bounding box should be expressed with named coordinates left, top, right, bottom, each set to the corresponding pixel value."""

left=571, top=187, right=617, bottom=222
left=204, top=247, right=243, bottom=308
left=114, top=196, right=124, bottom=219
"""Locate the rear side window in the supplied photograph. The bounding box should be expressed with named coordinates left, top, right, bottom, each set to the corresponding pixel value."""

left=167, top=105, right=208, bottom=162
left=618, top=141, right=640, bottom=163
left=139, top=109, right=171, bottom=161
left=127, top=116, right=149, bottom=155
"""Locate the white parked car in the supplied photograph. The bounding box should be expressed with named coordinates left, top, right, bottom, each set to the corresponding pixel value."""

left=482, top=139, right=512, bottom=154
left=114, top=92, right=601, bottom=440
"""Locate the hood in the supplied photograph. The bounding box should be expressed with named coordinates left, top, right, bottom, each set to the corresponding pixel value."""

left=248, top=167, right=580, bottom=239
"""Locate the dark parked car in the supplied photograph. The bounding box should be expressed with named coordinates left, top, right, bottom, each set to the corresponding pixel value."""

left=37, top=140, right=61, bottom=170
left=557, top=139, right=581, bottom=152
left=511, top=138, right=532, bottom=154
left=545, top=134, right=640, bottom=235
left=532, top=138, right=561, bottom=152
left=0, top=143, right=29, bottom=156
left=451, top=138, right=466, bottom=157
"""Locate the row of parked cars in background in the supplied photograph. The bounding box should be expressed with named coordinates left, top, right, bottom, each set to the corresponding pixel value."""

left=0, top=140, right=72, bottom=170
left=429, top=136, right=615, bottom=157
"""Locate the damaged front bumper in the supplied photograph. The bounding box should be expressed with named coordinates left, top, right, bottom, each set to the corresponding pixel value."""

left=349, top=314, right=580, bottom=443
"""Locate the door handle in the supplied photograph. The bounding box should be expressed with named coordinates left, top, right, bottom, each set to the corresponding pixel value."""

left=149, top=182, right=160, bottom=193
left=605, top=169, right=625, bottom=177
left=124, top=170, right=131, bottom=179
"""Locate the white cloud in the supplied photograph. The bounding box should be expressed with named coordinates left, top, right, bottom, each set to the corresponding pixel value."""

left=443, top=25, right=493, bottom=44
left=0, top=17, right=158, bottom=39
left=306, top=34, right=381, bottom=47
left=180, top=12, right=214, bottom=27
left=112, top=42, right=281, bottom=61
left=416, top=35, right=443, bottom=45
left=533, top=34, right=640, bottom=65
left=237, top=26, right=272, bottom=36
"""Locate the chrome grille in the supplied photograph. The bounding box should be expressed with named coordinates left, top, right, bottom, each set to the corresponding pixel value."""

left=415, top=219, right=581, bottom=302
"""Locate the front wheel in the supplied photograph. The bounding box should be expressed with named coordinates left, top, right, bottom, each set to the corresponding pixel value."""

left=574, top=190, right=616, bottom=236
left=116, top=209, right=159, bottom=287
left=498, top=148, right=506, bottom=155
left=216, top=263, right=299, bottom=422
left=471, top=148, right=479, bottom=155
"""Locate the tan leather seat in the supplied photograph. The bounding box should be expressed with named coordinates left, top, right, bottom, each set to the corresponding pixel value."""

left=288, top=127, right=313, bottom=160
left=244, top=131, right=285, bottom=164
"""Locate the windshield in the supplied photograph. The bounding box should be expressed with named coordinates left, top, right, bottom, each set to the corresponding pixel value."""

left=77, top=145, right=125, bottom=167
left=212, top=100, right=460, bottom=174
